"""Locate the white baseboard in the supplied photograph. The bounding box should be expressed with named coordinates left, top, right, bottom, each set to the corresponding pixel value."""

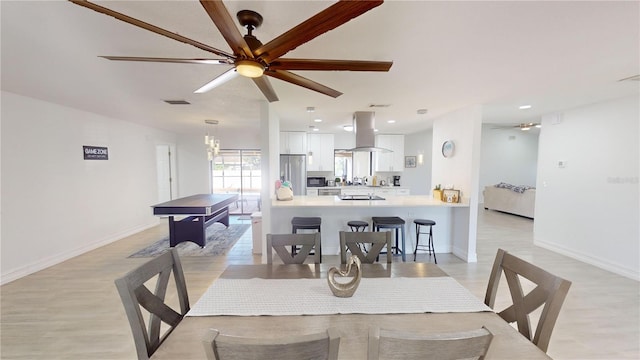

left=0, top=221, right=159, bottom=285
left=452, top=246, right=477, bottom=263
left=535, top=239, right=640, bottom=281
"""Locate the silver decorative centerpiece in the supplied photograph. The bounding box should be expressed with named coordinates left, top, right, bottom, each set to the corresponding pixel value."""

left=327, top=255, right=362, bottom=297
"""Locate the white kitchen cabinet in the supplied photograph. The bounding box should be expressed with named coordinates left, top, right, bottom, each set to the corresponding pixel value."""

left=374, top=134, right=404, bottom=172
left=353, top=151, right=371, bottom=178
left=306, top=189, right=319, bottom=196
left=307, top=133, right=334, bottom=172
left=340, top=187, right=410, bottom=197
left=280, top=131, right=307, bottom=154
left=373, top=188, right=395, bottom=197
left=341, top=188, right=368, bottom=196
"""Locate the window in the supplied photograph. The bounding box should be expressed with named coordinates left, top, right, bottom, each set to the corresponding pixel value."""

left=212, top=150, right=261, bottom=215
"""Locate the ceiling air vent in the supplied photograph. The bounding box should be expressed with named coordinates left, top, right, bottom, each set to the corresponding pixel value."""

left=164, top=99, right=191, bottom=105
left=368, top=104, right=391, bottom=108
left=618, top=75, right=640, bottom=82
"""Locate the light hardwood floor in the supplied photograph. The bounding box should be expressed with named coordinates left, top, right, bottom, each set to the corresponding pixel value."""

left=1, top=209, right=638, bottom=359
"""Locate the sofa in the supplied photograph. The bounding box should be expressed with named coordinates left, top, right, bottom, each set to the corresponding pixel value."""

left=483, top=183, right=535, bottom=218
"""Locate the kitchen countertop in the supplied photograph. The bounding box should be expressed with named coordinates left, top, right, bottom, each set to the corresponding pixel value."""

left=272, top=195, right=468, bottom=208
left=308, top=185, right=409, bottom=189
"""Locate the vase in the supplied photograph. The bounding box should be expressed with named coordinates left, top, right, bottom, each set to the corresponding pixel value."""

left=327, top=255, right=362, bottom=297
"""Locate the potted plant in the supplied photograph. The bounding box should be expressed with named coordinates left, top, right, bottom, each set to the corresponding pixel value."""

left=433, top=184, right=443, bottom=200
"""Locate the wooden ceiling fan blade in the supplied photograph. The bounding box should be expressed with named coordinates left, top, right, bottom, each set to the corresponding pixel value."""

left=100, top=56, right=232, bottom=65
left=255, top=0, right=383, bottom=63
left=269, top=58, right=392, bottom=72
left=266, top=70, right=342, bottom=98
left=69, top=0, right=234, bottom=59
left=252, top=77, right=279, bottom=103
left=199, top=0, right=253, bottom=58
left=194, top=68, right=238, bottom=93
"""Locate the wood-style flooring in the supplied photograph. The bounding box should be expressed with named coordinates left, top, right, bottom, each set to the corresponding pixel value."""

left=1, top=208, right=638, bottom=359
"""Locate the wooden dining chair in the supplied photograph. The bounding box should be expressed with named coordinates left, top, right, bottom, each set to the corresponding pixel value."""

left=114, top=248, right=190, bottom=360
left=266, top=233, right=321, bottom=264
left=202, top=327, right=340, bottom=360
left=339, top=231, right=392, bottom=264
left=484, top=248, right=572, bottom=353
left=367, top=326, right=493, bottom=360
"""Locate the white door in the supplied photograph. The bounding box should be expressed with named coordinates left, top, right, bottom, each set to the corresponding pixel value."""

left=156, top=145, right=175, bottom=202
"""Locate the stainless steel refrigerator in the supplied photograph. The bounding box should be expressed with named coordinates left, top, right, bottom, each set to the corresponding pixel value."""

left=280, top=154, right=306, bottom=196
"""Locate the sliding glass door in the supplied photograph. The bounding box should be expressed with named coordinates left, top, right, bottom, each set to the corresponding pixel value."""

left=212, top=149, right=261, bottom=215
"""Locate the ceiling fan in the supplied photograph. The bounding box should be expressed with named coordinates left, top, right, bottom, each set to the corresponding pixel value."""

left=69, top=0, right=393, bottom=102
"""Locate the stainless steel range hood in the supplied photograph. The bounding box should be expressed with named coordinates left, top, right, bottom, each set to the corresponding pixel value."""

left=349, top=111, right=392, bottom=152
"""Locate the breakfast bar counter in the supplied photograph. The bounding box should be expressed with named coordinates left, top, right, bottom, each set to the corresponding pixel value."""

left=272, top=195, right=468, bottom=208
left=270, top=196, right=471, bottom=259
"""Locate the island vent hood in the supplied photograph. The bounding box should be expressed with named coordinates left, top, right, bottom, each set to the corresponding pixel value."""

left=349, top=111, right=392, bottom=153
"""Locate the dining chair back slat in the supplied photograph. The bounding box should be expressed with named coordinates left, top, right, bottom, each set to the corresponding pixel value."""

left=367, top=326, right=493, bottom=360
left=340, top=231, right=392, bottom=264
left=266, top=233, right=321, bottom=264
left=484, top=248, right=571, bottom=352
left=202, top=327, right=340, bottom=360
left=114, top=248, right=190, bottom=360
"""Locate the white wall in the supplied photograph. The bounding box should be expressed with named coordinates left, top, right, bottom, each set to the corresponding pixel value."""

left=216, top=128, right=261, bottom=149
left=1, top=92, right=178, bottom=284
left=261, top=103, right=280, bottom=261
left=479, top=125, right=539, bottom=202
left=403, top=129, right=433, bottom=195
left=175, top=133, right=210, bottom=197
left=534, top=96, right=639, bottom=280
left=432, top=105, right=483, bottom=262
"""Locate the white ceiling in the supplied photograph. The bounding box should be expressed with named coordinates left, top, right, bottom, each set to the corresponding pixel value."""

left=2, top=1, right=638, bottom=138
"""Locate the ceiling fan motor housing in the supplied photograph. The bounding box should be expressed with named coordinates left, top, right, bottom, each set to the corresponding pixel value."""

left=237, top=10, right=263, bottom=32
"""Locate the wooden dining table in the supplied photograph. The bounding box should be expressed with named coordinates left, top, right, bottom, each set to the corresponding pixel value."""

left=153, top=263, right=551, bottom=359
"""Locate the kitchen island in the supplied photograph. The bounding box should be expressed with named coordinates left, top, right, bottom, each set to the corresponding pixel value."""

left=271, top=195, right=470, bottom=260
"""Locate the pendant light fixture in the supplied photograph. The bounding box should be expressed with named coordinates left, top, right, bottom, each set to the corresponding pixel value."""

left=204, top=120, right=220, bottom=161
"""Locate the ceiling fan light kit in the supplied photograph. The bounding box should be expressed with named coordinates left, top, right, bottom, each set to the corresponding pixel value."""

left=70, top=0, right=392, bottom=102
left=235, top=59, right=265, bottom=78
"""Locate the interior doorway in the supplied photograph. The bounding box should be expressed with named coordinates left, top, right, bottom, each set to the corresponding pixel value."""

left=212, top=149, right=261, bottom=215
left=155, top=144, right=177, bottom=203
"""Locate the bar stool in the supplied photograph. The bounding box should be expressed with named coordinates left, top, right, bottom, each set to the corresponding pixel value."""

left=413, top=219, right=437, bottom=263
left=372, top=216, right=406, bottom=262
left=347, top=220, right=368, bottom=232
left=291, top=217, right=322, bottom=261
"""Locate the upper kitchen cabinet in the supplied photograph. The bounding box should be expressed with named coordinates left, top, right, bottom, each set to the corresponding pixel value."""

left=307, top=133, right=334, bottom=172
left=374, top=134, right=405, bottom=172
left=280, top=131, right=307, bottom=154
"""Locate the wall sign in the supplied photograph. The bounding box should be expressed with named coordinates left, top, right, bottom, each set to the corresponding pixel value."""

left=83, top=145, right=109, bottom=160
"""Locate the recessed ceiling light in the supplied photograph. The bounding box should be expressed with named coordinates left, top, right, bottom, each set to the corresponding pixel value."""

left=374, top=128, right=379, bottom=132
left=519, top=105, right=532, bottom=110
left=387, top=120, right=396, bottom=124
left=343, top=125, right=354, bottom=132
left=314, top=118, right=322, bottom=123
left=313, top=128, right=319, bottom=132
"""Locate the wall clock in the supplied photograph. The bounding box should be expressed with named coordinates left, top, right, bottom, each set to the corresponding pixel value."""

left=442, top=140, right=455, bottom=158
